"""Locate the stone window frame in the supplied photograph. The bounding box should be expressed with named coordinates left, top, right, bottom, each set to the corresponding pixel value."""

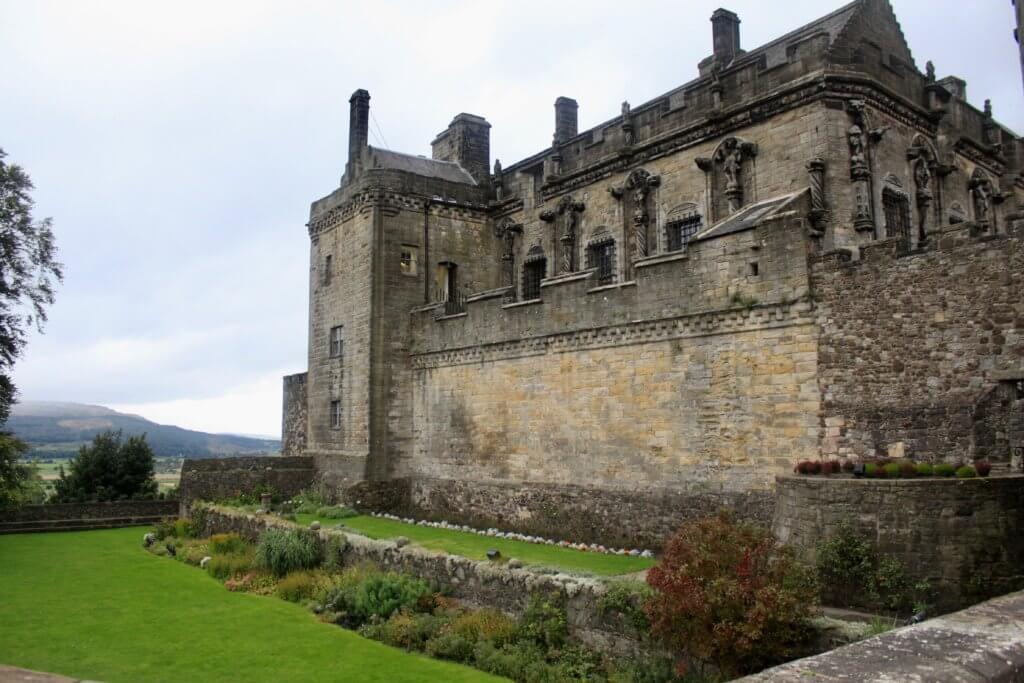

left=663, top=203, right=703, bottom=253
left=880, top=178, right=912, bottom=250
left=399, top=245, right=419, bottom=276
left=329, top=325, right=344, bottom=359
left=585, top=231, right=617, bottom=286
left=521, top=245, right=547, bottom=301
left=329, top=399, right=342, bottom=431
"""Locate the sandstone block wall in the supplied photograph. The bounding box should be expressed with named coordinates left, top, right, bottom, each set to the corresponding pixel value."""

left=773, top=475, right=1024, bottom=612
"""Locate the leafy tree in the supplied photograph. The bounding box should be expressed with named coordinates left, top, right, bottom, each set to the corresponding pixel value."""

left=0, top=148, right=63, bottom=424
left=0, top=432, right=45, bottom=507
left=53, top=430, right=158, bottom=502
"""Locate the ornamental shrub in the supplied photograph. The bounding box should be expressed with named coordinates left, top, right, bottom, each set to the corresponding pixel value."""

left=209, top=533, right=248, bottom=555
left=518, top=594, right=568, bottom=651
left=254, top=528, right=322, bottom=576
left=315, top=505, right=359, bottom=520
left=644, top=512, right=817, bottom=678
left=275, top=570, right=329, bottom=602
left=842, top=459, right=856, bottom=473
left=899, top=461, right=917, bottom=478
left=352, top=572, right=432, bottom=622
left=829, top=459, right=842, bottom=474
left=360, top=611, right=447, bottom=652
left=598, top=581, right=655, bottom=631
left=808, top=460, right=822, bottom=475
left=975, top=460, right=992, bottom=477
left=871, top=464, right=887, bottom=478
left=795, top=460, right=811, bottom=474
left=956, top=465, right=977, bottom=479
left=915, top=462, right=934, bottom=476
left=206, top=548, right=255, bottom=580
left=935, top=463, right=956, bottom=477
left=883, top=463, right=901, bottom=478
left=864, top=462, right=878, bottom=477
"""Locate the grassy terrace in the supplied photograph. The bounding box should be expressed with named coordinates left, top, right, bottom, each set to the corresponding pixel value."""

left=0, top=528, right=499, bottom=683
left=292, top=512, right=656, bottom=577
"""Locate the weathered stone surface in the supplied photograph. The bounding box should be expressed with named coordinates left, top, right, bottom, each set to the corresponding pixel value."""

left=0, top=501, right=179, bottom=535
left=178, top=456, right=315, bottom=515
left=736, top=590, right=1024, bottom=682
left=774, top=475, right=1024, bottom=612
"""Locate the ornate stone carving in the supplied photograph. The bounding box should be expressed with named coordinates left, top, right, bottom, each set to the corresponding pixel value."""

left=847, top=100, right=887, bottom=234
left=493, top=158, right=503, bottom=200
left=610, top=169, right=661, bottom=268
left=925, top=60, right=935, bottom=83
left=494, top=217, right=522, bottom=298
left=907, top=136, right=938, bottom=242
left=540, top=195, right=585, bottom=274
left=970, top=169, right=995, bottom=231
left=550, top=135, right=563, bottom=176
left=621, top=101, right=634, bottom=146
left=695, top=137, right=757, bottom=221
left=806, top=157, right=827, bottom=238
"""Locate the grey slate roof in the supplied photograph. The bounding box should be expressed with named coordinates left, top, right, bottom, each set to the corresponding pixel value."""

left=365, top=146, right=477, bottom=185
left=695, top=191, right=804, bottom=241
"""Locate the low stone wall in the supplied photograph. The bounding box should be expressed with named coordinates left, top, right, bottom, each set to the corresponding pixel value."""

left=344, top=477, right=774, bottom=551
left=199, top=505, right=647, bottom=655
left=737, top=589, right=1024, bottom=682
left=0, top=500, right=179, bottom=534
left=774, top=475, right=1024, bottom=612
left=178, top=456, right=315, bottom=514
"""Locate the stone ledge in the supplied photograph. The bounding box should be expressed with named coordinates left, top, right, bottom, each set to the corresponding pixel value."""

left=735, top=590, right=1024, bottom=682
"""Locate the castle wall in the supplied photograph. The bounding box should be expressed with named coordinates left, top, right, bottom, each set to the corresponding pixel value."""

left=281, top=372, right=307, bottom=456
left=813, top=220, right=1024, bottom=461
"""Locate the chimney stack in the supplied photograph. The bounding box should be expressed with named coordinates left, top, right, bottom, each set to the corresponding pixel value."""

left=431, top=113, right=491, bottom=184
left=554, top=97, right=579, bottom=144
left=347, top=89, right=370, bottom=179
left=711, top=9, right=741, bottom=65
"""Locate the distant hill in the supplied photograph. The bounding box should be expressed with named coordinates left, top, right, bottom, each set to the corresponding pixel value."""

left=6, top=401, right=280, bottom=459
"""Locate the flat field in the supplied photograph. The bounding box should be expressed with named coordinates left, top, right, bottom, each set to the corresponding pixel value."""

left=0, top=528, right=500, bottom=683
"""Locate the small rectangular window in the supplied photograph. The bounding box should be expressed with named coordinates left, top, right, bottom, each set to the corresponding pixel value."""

left=400, top=246, right=418, bottom=275
left=323, top=254, right=333, bottom=285
left=748, top=262, right=759, bottom=277
left=330, top=400, right=341, bottom=430
left=883, top=189, right=911, bottom=248
left=522, top=260, right=545, bottom=300
left=666, top=215, right=702, bottom=252
left=587, top=241, right=616, bottom=286
left=329, top=326, right=344, bottom=358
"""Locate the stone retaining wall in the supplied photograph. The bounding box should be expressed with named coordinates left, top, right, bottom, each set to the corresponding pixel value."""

left=178, top=456, right=315, bottom=514
left=737, top=589, right=1024, bottom=682
left=773, top=475, right=1024, bottom=612
left=344, top=476, right=774, bottom=551
left=0, top=500, right=179, bottom=534
left=199, top=505, right=647, bottom=655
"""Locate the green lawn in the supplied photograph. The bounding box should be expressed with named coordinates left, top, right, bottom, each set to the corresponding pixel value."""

left=0, top=528, right=501, bottom=683
left=294, top=513, right=655, bottom=577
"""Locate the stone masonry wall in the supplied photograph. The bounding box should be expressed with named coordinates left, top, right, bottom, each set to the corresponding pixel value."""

left=345, top=477, right=773, bottom=551
left=813, top=221, right=1024, bottom=461
left=179, top=457, right=315, bottom=513
left=773, top=475, right=1024, bottom=612
left=0, top=500, right=178, bottom=524
left=281, top=372, right=307, bottom=457
left=200, top=506, right=648, bottom=656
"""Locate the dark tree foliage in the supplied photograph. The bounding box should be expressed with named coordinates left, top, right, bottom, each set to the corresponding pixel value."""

left=53, top=430, right=158, bottom=502
left=0, top=432, right=43, bottom=508
left=0, top=148, right=63, bottom=424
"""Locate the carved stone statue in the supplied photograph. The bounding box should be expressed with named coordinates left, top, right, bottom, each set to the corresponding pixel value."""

left=621, top=101, right=631, bottom=118
left=723, top=147, right=743, bottom=191
left=984, top=99, right=993, bottom=119
left=493, top=158, right=503, bottom=200
left=848, top=125, right=867, bottom=174
left=925, top=60, right=935, bottom=83
left=621, top=101, right=634, bottom=146
left=973, top=179, right=992, bottom=226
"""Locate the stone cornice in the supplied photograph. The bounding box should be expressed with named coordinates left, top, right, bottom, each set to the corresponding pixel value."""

left=307, top=190, right=490, bottom=237
left=411, top=301, right=814, bottom=369
left=534, top=73, right=949, bottom=202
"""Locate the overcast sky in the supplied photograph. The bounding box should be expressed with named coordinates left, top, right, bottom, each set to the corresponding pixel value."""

left=2, top=0, right=1020, bottom=437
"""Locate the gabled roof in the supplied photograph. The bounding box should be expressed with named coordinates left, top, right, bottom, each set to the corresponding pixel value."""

left=727, top=0, right=861, bottom=72
left=365, top=146, right=477, bottom=185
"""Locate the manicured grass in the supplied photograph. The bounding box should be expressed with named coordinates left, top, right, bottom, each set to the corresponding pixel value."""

left=0, top=528, right=501, bottom=683
left=294, top=513, right=655, bottom=577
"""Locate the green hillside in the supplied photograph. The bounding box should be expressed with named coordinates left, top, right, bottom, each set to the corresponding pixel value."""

left=7, top=401, right=280, bottom=458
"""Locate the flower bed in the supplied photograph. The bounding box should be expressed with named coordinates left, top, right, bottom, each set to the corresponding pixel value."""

left=792, top=457, right=994, bottom=480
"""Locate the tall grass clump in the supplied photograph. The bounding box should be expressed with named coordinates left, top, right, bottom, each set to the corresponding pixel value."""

left=254, top=528, right=322, bottom=576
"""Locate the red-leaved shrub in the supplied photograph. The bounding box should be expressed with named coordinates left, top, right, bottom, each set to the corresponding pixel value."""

left=899, top=461, right=917, bottom=478
left=829, top=460, right=842, bottom=474
left=645, top=512, right=817, bottom=678
left=975, top=460, right=992, bottom=477
left=842, top=459, right=855, bottom=473
left=808, top=461, right=821, bottom=475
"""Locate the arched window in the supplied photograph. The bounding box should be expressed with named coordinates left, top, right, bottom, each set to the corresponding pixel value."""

left=521, top=246, right=546, bottom=301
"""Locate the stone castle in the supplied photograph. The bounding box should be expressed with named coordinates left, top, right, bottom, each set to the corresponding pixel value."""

left=280, top=0, right=1024, bottom=546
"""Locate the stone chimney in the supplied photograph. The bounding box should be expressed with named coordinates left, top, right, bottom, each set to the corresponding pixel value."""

left=347, top=89, right=370, bottom=179
left=431, top=113, right=491, bottom=184
left=711, top=9, right=741, bottom=65
left=937, top=76, right=967, bottom=101
left=554, top=97, right=579, bottom=144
